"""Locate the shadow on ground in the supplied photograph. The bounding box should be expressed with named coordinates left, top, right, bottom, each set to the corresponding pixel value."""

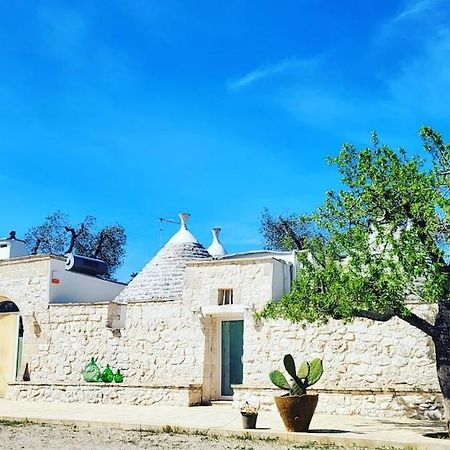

left=309, top=429, right=355, bottom=434
left=423, top=432, right=448, bottom=440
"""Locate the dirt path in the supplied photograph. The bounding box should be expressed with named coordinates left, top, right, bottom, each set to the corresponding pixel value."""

left=0, top=422, right=368, bottom=450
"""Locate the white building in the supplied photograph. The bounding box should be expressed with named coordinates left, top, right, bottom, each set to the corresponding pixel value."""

left=0, top=215, right=443, bottom=419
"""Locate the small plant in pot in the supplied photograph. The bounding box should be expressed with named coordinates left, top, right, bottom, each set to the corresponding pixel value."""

left=270, top=354, right=323, bottom=432
left=240, top=397, right=260, bottom=429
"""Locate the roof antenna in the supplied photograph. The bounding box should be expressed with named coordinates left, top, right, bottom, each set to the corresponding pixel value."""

left=158, top=217, right=180, bottom=248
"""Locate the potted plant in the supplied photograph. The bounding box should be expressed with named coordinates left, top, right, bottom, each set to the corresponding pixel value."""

left=240, top=397, right=260, bottom=429
left=270, top=354, right=323, bottom=432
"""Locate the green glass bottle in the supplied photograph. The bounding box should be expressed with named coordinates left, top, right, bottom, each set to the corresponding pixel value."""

left=114, top=369, right=124, bottom=383
left=83, top=358, right=101, bottom=382
left=101, top=364, right=114, bottom=383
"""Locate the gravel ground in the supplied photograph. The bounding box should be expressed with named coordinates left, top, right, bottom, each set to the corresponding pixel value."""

left=0, top=422, right=369, bottom=450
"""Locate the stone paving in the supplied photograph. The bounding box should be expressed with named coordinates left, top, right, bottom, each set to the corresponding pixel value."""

left=0, top=399, right=449, bottom=449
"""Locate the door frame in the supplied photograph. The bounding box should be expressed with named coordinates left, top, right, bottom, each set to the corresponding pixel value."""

left=217, top=314, right=244, bottom=400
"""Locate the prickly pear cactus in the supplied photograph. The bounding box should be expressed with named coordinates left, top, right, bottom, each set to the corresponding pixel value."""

left=269, top=354, right=323, bottom=396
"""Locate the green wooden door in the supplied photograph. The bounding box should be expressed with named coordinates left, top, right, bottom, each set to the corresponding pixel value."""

left=221, top=320, right=243, bottom=397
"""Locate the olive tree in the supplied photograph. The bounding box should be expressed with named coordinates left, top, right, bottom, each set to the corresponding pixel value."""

left=259, top=128, right=450, bottom=434
left=25, top=211, right=126, bottom=280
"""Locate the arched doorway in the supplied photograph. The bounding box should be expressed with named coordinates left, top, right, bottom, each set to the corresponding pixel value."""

left=0, top=298, right=21, bottom=396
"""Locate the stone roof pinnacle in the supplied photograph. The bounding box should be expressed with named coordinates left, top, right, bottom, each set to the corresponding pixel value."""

left=167, top=213, right=198, bottom=245
left=207, top=227, right=227, bottom=257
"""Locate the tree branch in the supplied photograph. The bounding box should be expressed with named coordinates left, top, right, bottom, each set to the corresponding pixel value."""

left=402, top=205, right=449, bottom=271
left=355, top=309, right=436, bottom=337
left=31, top=238, right=41, bottom=255
left=65, top=224, right=84, bottom=254
left=354, top=310, right=395, bottom=321
left=94, top=230, right=106, bottom=258
left=279, top=218, right=305, bottom=250
left=396, top=310, right=436, bottom=337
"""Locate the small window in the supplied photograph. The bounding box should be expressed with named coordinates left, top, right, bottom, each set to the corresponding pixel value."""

left=218, top=289, right=233, bottom=305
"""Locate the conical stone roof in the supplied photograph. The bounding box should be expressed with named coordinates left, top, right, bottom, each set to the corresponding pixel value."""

left=116, top=213, right=210, bottom=302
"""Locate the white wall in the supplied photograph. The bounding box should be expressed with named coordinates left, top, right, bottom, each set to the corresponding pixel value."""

left=0, top=240, right=28, bottom=260
left=271, top=259, right=291, bottom=300
left=49, top=259, right=125, bottom=303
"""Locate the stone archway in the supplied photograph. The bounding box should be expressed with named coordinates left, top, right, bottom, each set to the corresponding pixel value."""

left=0, top=297, right=21, bottom=396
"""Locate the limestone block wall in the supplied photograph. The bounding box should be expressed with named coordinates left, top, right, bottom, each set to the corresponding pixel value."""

left=5, top=254, right=442, bottom=418
left=184, top=258, right=280, bottom=400
left=243, top=305, right=438, bottom=391
left=184, top=258, right=441, bottom=418
left=8, top=382, right=202, bottom=406
left=22, top=257, right=280, bottom=398
left=0, top=256, right=52, bottom=313
left=232, top=386, right=443, bottom=419
left=26, top=300, right=206, bottom=388
left=235, top=304, right=441, bottom=419
left=184, top=258, right=279, bottom=312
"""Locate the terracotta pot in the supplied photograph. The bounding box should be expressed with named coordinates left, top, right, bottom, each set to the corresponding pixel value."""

left=241, top=413, right=258, bottom=429
left=274, top=394, right=318, bottom=432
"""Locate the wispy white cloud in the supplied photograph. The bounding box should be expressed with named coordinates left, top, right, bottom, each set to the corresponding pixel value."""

left=393, top=0, right=437, bottom=23
left=227, top=57, right=319, bottom=91
left=385, top=29, right=450, bottom=118
left=276, top=26, right=450, bottom=146
left=379, top=0, right=442, bottom=41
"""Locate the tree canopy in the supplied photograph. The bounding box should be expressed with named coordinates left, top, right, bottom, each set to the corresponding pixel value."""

left=260, top=208, right=313, bottom=251
left=259, top=127, right=450, bottom=432
left=24, top=211, right=126, bottom=279
left=260, top=128, right=449, bottom=330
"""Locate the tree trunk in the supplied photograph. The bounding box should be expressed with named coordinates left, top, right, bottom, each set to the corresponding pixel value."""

left=434, top=300, right=450, bottom=436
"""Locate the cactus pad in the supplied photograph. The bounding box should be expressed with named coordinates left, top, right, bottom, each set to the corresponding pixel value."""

left=269, top=370, right=290, bottom=390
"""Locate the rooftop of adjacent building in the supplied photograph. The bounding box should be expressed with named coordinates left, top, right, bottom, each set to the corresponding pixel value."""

left=1, top=212, right=298, bottom=304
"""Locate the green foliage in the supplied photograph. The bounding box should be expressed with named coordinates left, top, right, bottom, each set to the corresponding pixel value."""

left=269, top=370, right=290, bottom=390
left=259, top=128, right=450, bottom=326
left=283, top=354, right=297, bottom=379
left=297, top=360, right=310, bottom=379
left=270, top=354, right=323, bottom=395
left=307, top=358, right=324, bottom=386
left=25, top=211, right=126, bottom=279
left=260, top=208, right=315, bottom=251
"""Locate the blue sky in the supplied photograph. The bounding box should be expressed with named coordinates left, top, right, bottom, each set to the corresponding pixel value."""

left=1, top=0, right=450, bottom=281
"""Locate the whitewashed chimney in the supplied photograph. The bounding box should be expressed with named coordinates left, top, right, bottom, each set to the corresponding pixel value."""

left=207, top=227, right=227, bottom=257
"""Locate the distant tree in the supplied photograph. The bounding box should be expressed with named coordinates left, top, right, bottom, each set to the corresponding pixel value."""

left=25, top=211, right=126, bottom=279
left=259, top=128, right=450, bottom=436
left=260, top=208, right=315, bottom=251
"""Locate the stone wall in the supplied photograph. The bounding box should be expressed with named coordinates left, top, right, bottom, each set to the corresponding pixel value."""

left=18, top=257, right=279, bottom=402
left=232, top=386, right=443, bottom=419
left=235, top=307, right=442, bottom=419
left=243, top=307, right=438, bottom=391
left=27, top=301, right=205, bottom=387
left=0, top=256, right=53, bottom=381
left=3, top=256, right=443, bottom=418
left=184, top=258, right=279, bottom=401
left=185, top=258, right=442, bottom=419
left=0, top=256, right=51, bottom=313
left=8, top=382, right=202, bottom=406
